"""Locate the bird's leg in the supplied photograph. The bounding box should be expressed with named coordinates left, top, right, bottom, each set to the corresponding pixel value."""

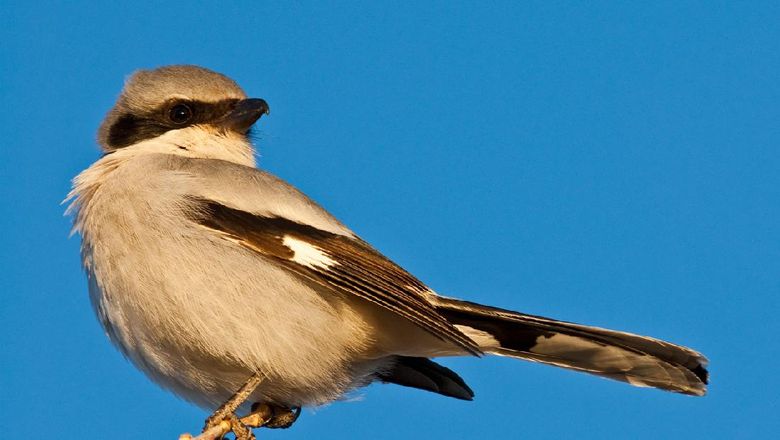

left=252, top=402, right=301, bottom=429
left=203, top=373, right=264, bottom=437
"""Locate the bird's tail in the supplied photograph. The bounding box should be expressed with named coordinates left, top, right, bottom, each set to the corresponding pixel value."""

left=433, top=297, right=709, bottom=396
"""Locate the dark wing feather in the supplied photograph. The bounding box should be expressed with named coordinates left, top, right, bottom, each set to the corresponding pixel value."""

left=188, top=197, right=482, bottom=356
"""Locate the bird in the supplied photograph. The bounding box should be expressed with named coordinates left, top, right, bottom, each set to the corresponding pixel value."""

left=68, top=65, right=709, bottom=439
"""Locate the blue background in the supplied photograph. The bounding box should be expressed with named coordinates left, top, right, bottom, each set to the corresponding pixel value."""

left=2, top=2, right=778, bottom=438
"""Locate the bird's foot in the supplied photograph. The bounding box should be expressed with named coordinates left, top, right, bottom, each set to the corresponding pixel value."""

left=196, top=403, right=299, bottom=439
left=228, top=413, right=255, bottom=440
left=251, top=403, right=301, bottom=429
left=201, top=412, right=255, bottom=439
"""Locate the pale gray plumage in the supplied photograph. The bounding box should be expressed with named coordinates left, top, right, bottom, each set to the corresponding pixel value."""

left=68, top=65, right=708, bottom=418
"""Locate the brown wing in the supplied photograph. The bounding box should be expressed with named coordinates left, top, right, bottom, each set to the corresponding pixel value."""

left=187, top=197, right=482, bottom=356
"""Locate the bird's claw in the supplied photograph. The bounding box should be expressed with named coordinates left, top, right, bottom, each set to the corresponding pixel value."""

left=252, top=403, right=301, bottom=429
left=227, top=413, right=256, bottom=440
left=201, top=412, right=255, bottom=440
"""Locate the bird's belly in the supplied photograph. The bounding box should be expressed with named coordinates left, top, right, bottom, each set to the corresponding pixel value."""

left=85, top=226, right=380, bottom=409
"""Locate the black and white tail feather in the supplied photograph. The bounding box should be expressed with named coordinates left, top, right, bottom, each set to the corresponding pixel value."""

left=381, top=297, right=708, bottom=399
left=396, top=297, right=707, bottom=398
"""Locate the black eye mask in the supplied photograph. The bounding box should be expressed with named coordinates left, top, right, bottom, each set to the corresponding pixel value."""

left=107, top=99, right=240, bottom=149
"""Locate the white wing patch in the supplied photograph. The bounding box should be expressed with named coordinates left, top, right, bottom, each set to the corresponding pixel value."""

left=283, top=235, right=337, bottom=269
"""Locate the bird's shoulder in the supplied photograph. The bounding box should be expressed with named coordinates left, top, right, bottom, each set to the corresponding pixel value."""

left=143, top=153, right=354, bottom=237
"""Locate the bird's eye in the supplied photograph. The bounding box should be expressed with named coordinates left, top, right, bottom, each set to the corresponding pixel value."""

left=169, top=103, right=193, bottom=124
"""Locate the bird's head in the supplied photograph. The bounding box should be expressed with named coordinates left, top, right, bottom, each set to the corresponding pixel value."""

left=97, top=65, right=268, bottom=166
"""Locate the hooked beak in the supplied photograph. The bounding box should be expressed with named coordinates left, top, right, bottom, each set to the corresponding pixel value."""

left=220, top=98, right=270, bottom=133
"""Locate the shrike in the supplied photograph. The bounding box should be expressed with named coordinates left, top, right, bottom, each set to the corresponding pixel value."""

left=68, top=65, right=708, bottom=439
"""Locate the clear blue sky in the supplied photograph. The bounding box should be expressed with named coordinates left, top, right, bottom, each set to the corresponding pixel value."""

left=2, top=2, right=778, bottom=438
